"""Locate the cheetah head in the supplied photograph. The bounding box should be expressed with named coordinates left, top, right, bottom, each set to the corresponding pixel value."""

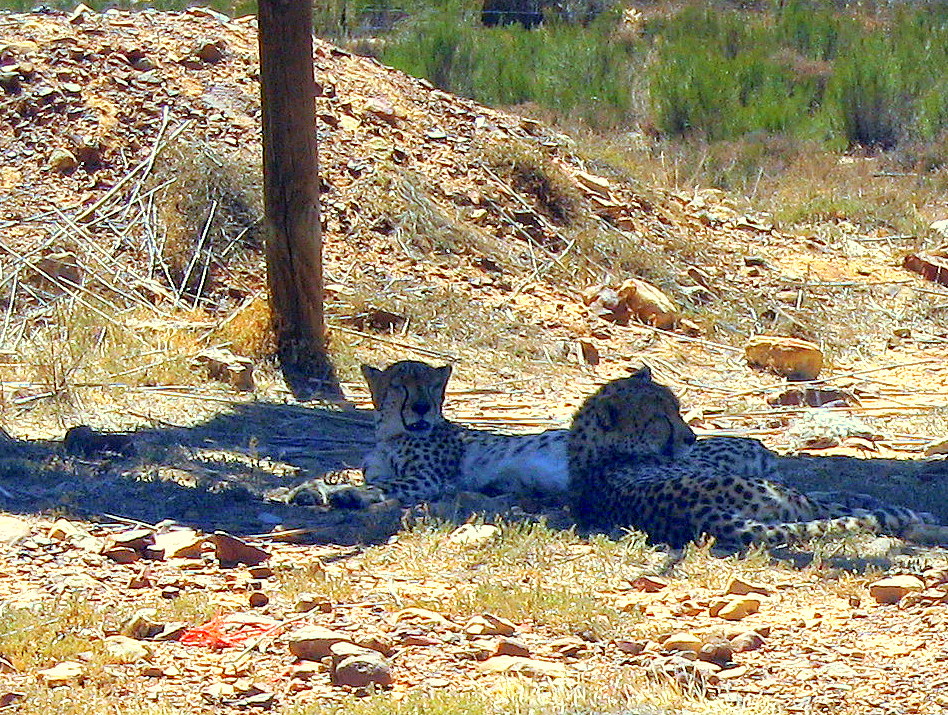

left=569, top=366, right=696, bottom=468
left=361, top=360, right=452, bottom=439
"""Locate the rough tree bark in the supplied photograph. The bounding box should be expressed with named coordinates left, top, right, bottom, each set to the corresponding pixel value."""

left=257, top=0, right=335, bottom=394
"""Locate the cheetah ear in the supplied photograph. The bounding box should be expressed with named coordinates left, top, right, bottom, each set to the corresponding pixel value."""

left=361, top=365, right=384, bottom=401
left=630, top=365, right=652, bottom=381
left=433, top=365, right=452, bottom=395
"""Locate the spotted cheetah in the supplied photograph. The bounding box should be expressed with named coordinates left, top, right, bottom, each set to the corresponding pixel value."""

left=358, top=360, right=788, bottom=506
left=360, top=360, right=568, bottom=504
left=568, top=367, right=933, bottom=548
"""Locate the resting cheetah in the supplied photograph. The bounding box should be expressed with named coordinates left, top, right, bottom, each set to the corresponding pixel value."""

left=360, top=360, right=568, bottom=503
left=358, top=360, right=783, bottom=505
left=568, top=367, right=933, bottom=548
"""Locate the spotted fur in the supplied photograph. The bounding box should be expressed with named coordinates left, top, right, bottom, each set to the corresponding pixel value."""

left=568, top=367, right=931, bottom=548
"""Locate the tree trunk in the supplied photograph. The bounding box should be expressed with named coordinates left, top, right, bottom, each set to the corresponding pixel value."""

left=258, top=0, right=334, bottom=393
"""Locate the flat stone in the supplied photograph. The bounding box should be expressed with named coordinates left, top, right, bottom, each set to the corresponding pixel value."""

left=869, top=575, right=925, bottom=605
left=494, top=637, right=531, bottom=657
left=711, top=597, right=760, bottom=621
left=331, top=652, right=393, bottom=688
left=477, top=655, right=569, bottom=679
left=0, top=516, right=31, bottom=544
left=614, top=639, right=646, bottom=655
left=446, top=523, right=499, bottom=545
left=730, top=631, right=766, bottom=653
left=725, top=577, right=772, bottom=596
left=209, top=532, right=269, bottom=566
left=662, top=632, right=704, bottom=654
left=616, top=278, right=679, bottom=329
left=288, top=626, right=352, bottom=661
left=38, top=661, right=84, bottom=686
left=104, top=635, right=153, bottom=664
left=745, top=335, right=823, bottom=381
left=152, top=529, right=205, bottom=559
left=464, top=613, right=516, bottom=637
left=120, top=609, right=161, bottom=639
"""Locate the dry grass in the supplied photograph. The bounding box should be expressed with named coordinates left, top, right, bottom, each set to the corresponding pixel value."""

left=338, top=519, right=666, bottom=638
left=312, top=668, right=777, bottom=715
left=148, top=140, right=263, bottom=300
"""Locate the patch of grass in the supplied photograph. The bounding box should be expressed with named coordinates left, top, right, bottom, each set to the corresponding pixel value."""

left=148, top=140, right=262, bottom=302
left=275, top=558, right=359, bottom=605
left=309, top=666, right=768, bottom=715
left=11, top=685, right=182, bottom=715
left=0, top=600, right=104, bottom=670
left=9, top=298, right=212, bottom=405
left=477, top=138, right=584, bottom=228
left=355, top=520, right=662, bottom=637
left=209, top=293, right=276, bottom=360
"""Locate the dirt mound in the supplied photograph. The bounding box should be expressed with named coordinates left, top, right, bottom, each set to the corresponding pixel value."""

left=0, top=7, right=784, bottom=339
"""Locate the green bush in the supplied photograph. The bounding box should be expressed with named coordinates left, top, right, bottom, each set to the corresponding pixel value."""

left=648, top=2, right=948, bottom=148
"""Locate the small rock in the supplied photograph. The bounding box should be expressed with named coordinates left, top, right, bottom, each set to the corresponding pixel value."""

left=153, top=623, right=188, bottom=641
left=464, top=613, right=516, bottom=637
left=573, top=170, right=611, bottom=198
left=67, top=3, right=93, bottom=23
left=193, top=349, right=254, bottom=391
left=354, top=632, right=394, bottom=656
left=698, top=639, right=734, bottom=666
left=869, top=575, right=925, bottom=605
left=103, top=635, right=153, bottom=664
left=49, top=149, right=78, bottom=174
left=662, top=632, right=703, bottom=654
left=923, top=437, right=948, bottom=457
left=121, top=609, right=162, bottom=640
left=248, top=565, right=274, bottom=579
left=331, top=652, right=393, bottom=688
left=446, top=523, right=499, bottom=546
left=108, top=528, right=154, bottom=551
left=930, top=218, right=948, bottom=238
left=711, top=597, right=760, bottom=621
left=614, top=639, right=646, bottom=655
left=725, top=577, right=772, bottom=597
left=194, top=40, right=225, bottom=63
left=102, top=546, right=140, bottom=564
left=48, top=519, right=84, bottom=542
left=38, top=661, right=84, bottom=686
left=714, top=664, right=748, bottom=681
left=549, top=636, right=587, bottom=657
left=363, top=97, right=404, bottom=125
left=290, top=661, right=322, bottom=681
left=477, top=655, right=568, bottom=679
left=630, top=575, right=668, bottom=592
left=391, top=607, right=457, bottom=631
left=294, top=592, right=331, bottom=613
left=729, top=631, right=765, bottom=653
left=288, top=626, right=352, bottom=661
left=152, top=529, right=205, bottom=560
left=494, top=637, right=531, bottom=657
left=248, top=592, right=269, bottom=608
left=745, top=335, right=823, bottom=381
left=616, top=278, right=679, bottom=330
left=210, top=532, right=269, bottom=566
left=0, top=516, right=31, bottom=544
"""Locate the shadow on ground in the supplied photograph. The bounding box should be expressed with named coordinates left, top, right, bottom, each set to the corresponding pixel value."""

left=1, top=401, right=947, bottom=553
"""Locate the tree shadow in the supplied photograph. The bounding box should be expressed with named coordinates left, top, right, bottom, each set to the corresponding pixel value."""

left=1, top=404, right=947, bottom=567
left=0, top=400, right=404, bottom=544
left=278, top=348, right=344, bottom=402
